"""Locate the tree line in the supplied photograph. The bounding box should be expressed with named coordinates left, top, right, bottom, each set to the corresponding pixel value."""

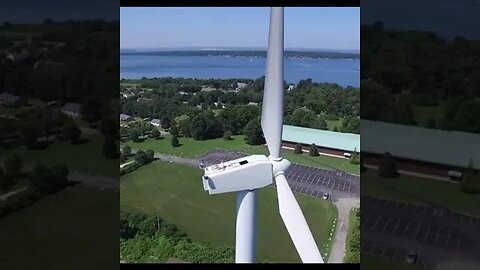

left=120, top=210, right=234, bottom=263
left=361, top=22, right=480, bottom=133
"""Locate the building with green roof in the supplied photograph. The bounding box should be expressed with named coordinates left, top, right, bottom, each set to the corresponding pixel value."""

left=281, top=125, right=360, bottom=157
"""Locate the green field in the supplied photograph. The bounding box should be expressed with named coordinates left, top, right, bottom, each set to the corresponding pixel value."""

left=362, top=254, right=424, bottom=270
left=122, top=135, right=359, bottom=174
left=362, top=170, right=480, bottom=216
left=326, top=119, right=343, bottom=131
left=0, top=134, right=118, bottom=177
left=344, top=208, right=359, bottom=263
left=120, top=161, right=338, bottom=262
left=0, top=186, right=118, bottom=269
left=411, top=103, right=445, bottom=128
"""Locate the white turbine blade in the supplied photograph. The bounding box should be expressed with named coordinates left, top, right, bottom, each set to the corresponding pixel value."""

left=261, top=7, right=284, bottom=159
left=275, top=174, right=324, bottom=263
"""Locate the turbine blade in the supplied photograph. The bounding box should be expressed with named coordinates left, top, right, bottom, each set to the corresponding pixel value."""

left=275, top=174, right=324, bottom=263
left=261, top=7, right=284, bottom=159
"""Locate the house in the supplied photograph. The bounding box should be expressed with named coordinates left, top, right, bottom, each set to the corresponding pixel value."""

left=237, top=82, right=247, bottom=89
left=150, top=118, right=161, bottom=127
left=247, top=102, right=259, bottom=106
left=201, top=87, right=217, bottom=92
left=233, top=82, right=248, bottom=91
left=61, top=102, right=82, bottom=119
left=361, top=120, right=480, bottom=178
left=120, top=114, right=134, bottom=121
left=7, top=49, right=30, bottom=63
left=179, top=91, right=189, bottom=95
left=182, top=101, right=189, bottom=106
left=287, top=84, right=296, bottom=91
left=0, top=93, right=27, bottom=107
left=282, top=125, right=360, bottom=158
left=47, top=100, right=61, bottom=108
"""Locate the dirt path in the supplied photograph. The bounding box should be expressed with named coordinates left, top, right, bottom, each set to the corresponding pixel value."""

left=328, top=197, right=359, bottom=263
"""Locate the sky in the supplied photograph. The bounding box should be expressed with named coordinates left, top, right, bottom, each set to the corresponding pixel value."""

left=120, top=7, right=360, bottom=51
left=0, top=0, right=119, bottom=23
left=362, top=0, right=480, bottom=40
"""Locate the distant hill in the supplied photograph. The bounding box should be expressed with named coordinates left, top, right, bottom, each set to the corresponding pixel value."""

left=121, top=50, right=359, bottom=59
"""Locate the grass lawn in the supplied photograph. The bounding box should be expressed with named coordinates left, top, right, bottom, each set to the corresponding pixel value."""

left=120, top=161, right=338, bottom=263
left=326, top=119, right=342, bottom=131
left=0, top=186, right=119, bottom=269
left=122, top=135, right=359, bottom=174
left=0, top=106, right=26, bottom=116
left=361, top=169, right=480, bottom=216
left=362, top=254, right=424, bottom=270
left=411, top=103, right=445, bottom=128
left=0, top=134, right=118, bottom=177
left=344, top=208, right=359, bottom=263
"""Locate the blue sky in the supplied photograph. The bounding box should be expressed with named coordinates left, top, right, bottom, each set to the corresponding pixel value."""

left=362, top=0, right=480, bottom=40
left=120, top=7, right=360, bottom=51
left=0, top=0, right=118, bottom=23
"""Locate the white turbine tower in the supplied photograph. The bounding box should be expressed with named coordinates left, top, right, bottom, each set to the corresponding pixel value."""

left=201, top=7, right=324, bottom=263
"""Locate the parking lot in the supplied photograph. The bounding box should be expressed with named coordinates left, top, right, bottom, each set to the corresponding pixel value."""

left=362, top=211, right=465, bottom=249
left=362, top=196, right=479, bottom=228
left=362, top=196, right=480, bottom=256
left=198, top=149, right=360, bottom=200
left=361, top=239, right=409, bottom=261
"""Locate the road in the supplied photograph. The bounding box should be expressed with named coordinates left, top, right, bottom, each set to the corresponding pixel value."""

left=328, top=198, right=359, bottom=263
left=19, top=163, right=118, bottom=192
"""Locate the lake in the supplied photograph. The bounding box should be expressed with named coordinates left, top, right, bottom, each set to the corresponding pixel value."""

left=120, top=54, right=360, bottom=87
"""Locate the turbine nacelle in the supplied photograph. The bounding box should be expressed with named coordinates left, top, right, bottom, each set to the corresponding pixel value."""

left=201, top=155, right=290, bottom=195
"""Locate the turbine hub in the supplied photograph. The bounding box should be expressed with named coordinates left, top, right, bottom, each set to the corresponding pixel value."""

left=269, top=156, right=291, bottom=177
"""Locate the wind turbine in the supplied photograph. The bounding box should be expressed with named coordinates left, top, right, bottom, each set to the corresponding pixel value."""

left=201, top=7, right=324, bottom=263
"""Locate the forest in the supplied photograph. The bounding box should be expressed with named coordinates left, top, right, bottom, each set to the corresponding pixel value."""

left=120, top=77, right=360, bottom=143
left=120, top=211, right=234, bottom=263
left=361, top=22, right=480, bottom=133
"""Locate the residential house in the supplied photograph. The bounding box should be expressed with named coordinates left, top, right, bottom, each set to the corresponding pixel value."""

left=61, top=102, right=82, bottom=119
left=0, top=93, right=27, bottom=107
left=150, top=118, right=162, bottom=127
left=120, top=114, right=134, bottom=121
left=235, top=82, right=248, bottom=91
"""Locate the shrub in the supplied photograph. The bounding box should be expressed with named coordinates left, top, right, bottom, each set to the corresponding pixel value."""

left=223, top=130, right=232, bottom=141
left=378, top=152, right=398, bottom=177
left=294, top=143, right=303, bottom=154
left=171, top=136, right=180, bottom=147
left=309, top=143, right=319, bottom=156
left=350, top=148, right=360, bottom=164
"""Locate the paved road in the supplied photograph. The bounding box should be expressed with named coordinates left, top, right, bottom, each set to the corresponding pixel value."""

left=153, top=153, right=199, bottom=167
left=129, top=149, right=199, bottom=167
left=328, top=198, right=359, bottom=263
left=19, top=163, right=118, bottom=192
left=0, top=186, right=29, bottom=201
left=69, top=171, right=118, bottom=191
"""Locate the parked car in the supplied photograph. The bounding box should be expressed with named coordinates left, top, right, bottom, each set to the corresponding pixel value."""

left=322, top=192, right=330, bottom=200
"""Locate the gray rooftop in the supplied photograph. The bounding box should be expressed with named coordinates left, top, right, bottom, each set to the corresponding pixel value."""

left=120, top=114, right=133, bottom=120
left=361, top=120, right=480, bottom=169
left=0, top=92, right=21, bottom=103
left=62, top=102, right=81, bottom=113
left=282, top=125, right=360, bottom=152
